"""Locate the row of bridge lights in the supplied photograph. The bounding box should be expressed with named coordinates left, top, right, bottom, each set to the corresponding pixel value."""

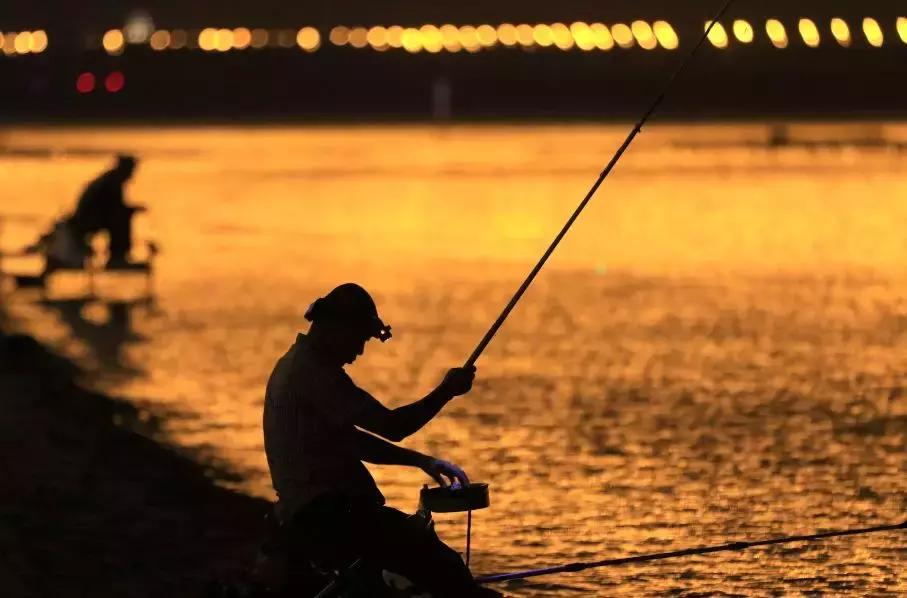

left=97, top=17, right=907, bottom=55
left=710, top=17, right=906, bottom=48
left=2, top=17, right=905, bottom=57
left=0, top=31, right=49, bottom=55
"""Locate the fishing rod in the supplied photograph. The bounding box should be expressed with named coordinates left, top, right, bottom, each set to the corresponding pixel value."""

left=464, top=0, right=738, bottom=368
left=476, top=519, right=907, bottom=585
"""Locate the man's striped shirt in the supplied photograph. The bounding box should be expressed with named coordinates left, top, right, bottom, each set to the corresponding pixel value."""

left=263, top=332, right=384, bottom=523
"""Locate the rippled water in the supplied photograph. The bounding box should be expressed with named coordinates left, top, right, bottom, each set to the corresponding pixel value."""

left=3, top=123, right=907, bottom=596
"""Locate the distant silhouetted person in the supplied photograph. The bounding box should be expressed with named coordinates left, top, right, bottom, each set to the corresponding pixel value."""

left=262, top=283, right=503, bottom=597
left=69, top=154, right=146, bottom=268
left=25, top=155, right=146, bottom=276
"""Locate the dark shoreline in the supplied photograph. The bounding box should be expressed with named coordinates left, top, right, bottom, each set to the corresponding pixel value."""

left=0, top=324, right=271, bottom=598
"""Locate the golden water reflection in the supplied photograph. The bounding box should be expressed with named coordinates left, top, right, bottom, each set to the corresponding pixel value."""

left=3, top=124, right=907, bottom=595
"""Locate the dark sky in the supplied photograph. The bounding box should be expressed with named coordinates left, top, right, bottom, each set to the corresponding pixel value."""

left=5, top=1, right=903, bottom=31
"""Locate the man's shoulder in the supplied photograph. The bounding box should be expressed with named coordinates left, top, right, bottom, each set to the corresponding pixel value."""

left=79, top=172, right=115, bottom=198
left=269, top=338, right=334, bottom=392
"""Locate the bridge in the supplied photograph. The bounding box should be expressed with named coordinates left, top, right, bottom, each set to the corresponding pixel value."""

left=1, top=1, right=905, bottom=121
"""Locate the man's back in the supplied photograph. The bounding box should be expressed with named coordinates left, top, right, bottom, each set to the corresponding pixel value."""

left=71, top=169, right=126, bottom=230
left=263, top=333, right=384, bottom=523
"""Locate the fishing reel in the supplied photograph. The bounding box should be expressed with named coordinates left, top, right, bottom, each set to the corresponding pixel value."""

left=417, top=483, right=490, bottom=570
left=419, top=482, right=490, bottom=514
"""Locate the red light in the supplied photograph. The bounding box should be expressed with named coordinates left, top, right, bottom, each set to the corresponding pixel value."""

left=105, top=71, right=125, bottom=93
left=76, top=73, right=95, bottom=93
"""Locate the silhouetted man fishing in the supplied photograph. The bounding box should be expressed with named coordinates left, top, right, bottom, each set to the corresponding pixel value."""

left=25, top=154, right=146, bottom=276
left=262, top=283, right=503, bottom=597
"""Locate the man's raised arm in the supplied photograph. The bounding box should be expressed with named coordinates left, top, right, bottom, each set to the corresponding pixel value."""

left=353, top=366, right=475, bottom=442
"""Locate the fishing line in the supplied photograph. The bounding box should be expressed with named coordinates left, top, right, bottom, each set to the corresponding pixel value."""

left=476, top=519, right=907, bottom=584
left=458, top=0, right=739, bottom=576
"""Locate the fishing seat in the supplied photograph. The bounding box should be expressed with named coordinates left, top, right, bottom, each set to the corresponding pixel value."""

left=254, top=509, right=439, bottom=597
left=249, top=511, right=340, bottom=595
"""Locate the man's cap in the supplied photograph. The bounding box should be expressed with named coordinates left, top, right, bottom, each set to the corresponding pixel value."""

left=304, top=283, right=392, bottom=342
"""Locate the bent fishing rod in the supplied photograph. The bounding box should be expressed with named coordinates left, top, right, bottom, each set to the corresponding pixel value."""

left=464, top=0, right=738, bottom=368
left=476, top=519, right=907, bottom=584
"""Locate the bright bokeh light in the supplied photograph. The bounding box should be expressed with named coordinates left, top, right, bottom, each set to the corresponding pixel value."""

left=532, top=24, right=554, bottom=47
left=497, top=23, right=518, bottom=46
left=14, top=32, right=31, bottom=54
left=611, top=23, right=634, bottom=48
left=460, top=25, right=481, bottom=51
left=863, top=18, right=884, bottom=47
left=631, top=20, right=657, bottom=50
left=76, top=72, right=96, bottom=93
left=198, top=28, right=217, bottom=51
left=402, top=28, right=422, bottom=53
left=124, top=11, right=154, bottom=44
left=29, top=30, right=48, bottom=53
left=346, top=27, right=365, bottom=49
left=2, top=33, right=17, bottom=55
left=571, top=22, right=595, bottom=51
left=386, top=26, right=404, bottom=48
left=653, top=21, right=679, bottom=49
left=330, top=26, right=350, bottom=46
left=830, top=18, right=851, bottom=47
left=233, top=28, right=252, bottom=50
left=705, top=21, right=729, bottom=49
left=367, top=26, right=388, bottom=48
left=440, top=25, right=460, bottom=51
left=551, top=23, right=574, bottom=50
left=590, top=23, right=615, bottom=50
left=420, top=25, right=443, bottom=53
left=477, top=24, right=497, bottom=47
left=516, top=24, right=534, bottom=46
left=215, top=29, right=233, bottom=52
left=103, top=29, right=125, bottom=54
left=149, top=30, right=170, bottom=50
left=733, top=20, right=753, bottom=43
left=766, top=19, right=789, bottom=48
left=799, top=18, right=820, bottom=47
left=105, top=71, right=125, bottom=93
left=297, top=27, right=320, bottom=51
left=898, top=17, right=907, bottom=43
left=250, top=29, right=269, bottom=48
left=0, top=33, right=6, bottom=55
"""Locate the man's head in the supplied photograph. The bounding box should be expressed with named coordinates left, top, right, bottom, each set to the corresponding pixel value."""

left=305, top=283, right=392, bottom=365
left=114, top=154, right=138, bottom=182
